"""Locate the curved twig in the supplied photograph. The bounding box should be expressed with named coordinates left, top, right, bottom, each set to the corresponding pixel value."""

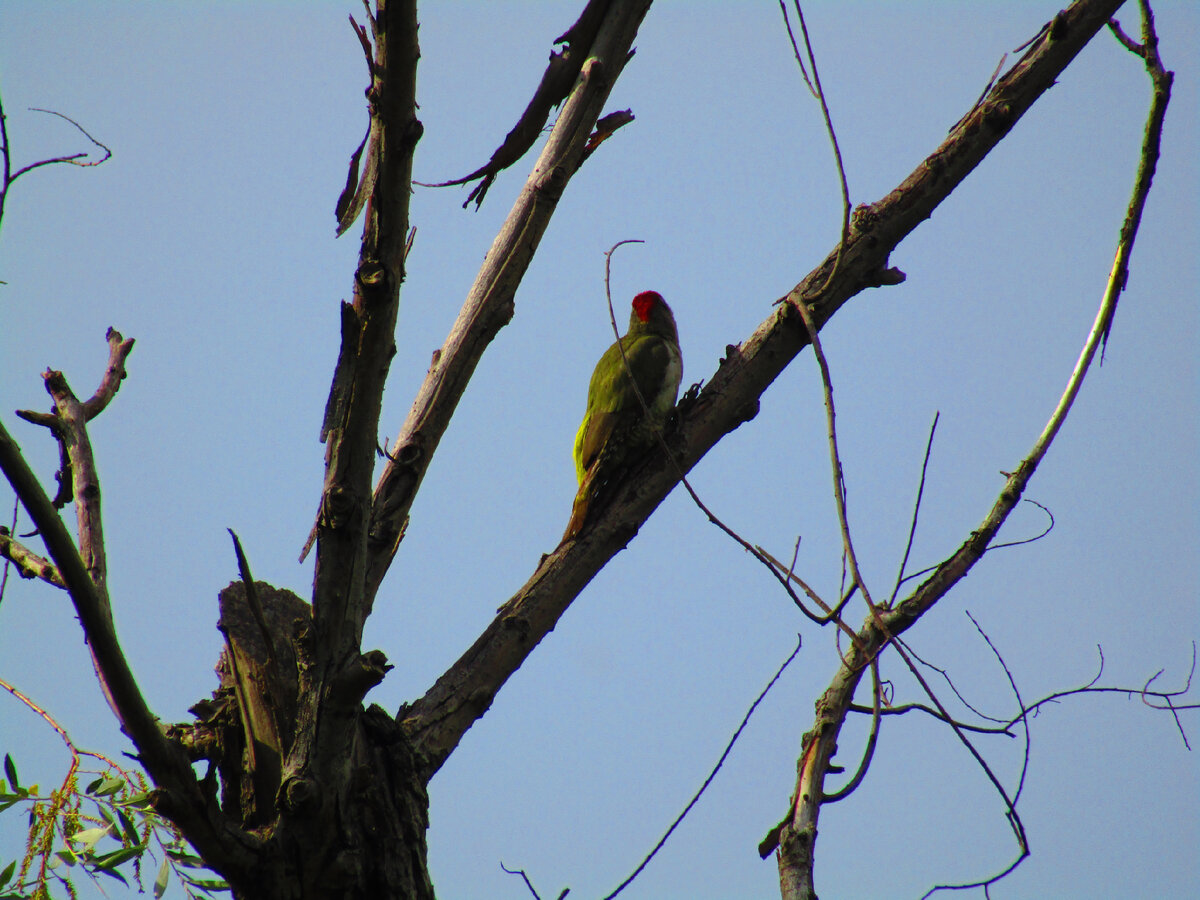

left=793, top=295, right=873, bottom=608
left=966, top=612, right=1032, bottom=806
left=821, top=658, right=882, bottom=803
left=888, top=638, right=1030, bottom=900
left=777, top=1, right=852, bottom=294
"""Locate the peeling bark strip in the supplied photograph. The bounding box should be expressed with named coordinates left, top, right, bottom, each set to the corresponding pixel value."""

left=426, top=0, right=617, bottom=208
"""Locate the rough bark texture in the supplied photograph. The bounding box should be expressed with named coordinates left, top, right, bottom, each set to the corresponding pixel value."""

left=174, top=581, right=434, bottom=899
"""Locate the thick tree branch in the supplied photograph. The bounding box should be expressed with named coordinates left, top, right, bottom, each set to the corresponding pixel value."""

left=365, top=0, right=654, bottom=605
left=400, top=0, right=1129, bottom=779
left=258, top=11, right=427, bottom=885
left=13, top=334, right=135, bottom=716
left=312, top=0, right=421, bottom=668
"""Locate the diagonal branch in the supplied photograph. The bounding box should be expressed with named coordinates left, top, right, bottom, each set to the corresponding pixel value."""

left=364, top=0, right=654, bottom=605
left=399, top=0, right=1130, bottom=780
left=0, top=416, right=256, bottom=882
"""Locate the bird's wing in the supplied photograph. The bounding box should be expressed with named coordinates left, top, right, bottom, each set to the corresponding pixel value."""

left=575, top=334, right=678, bottom=479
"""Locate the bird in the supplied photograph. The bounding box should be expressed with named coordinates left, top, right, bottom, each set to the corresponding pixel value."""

left=563, top=291, right=682, bottom=540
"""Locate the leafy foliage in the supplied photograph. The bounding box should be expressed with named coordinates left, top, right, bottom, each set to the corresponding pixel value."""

left=0, top=752, right=227, bottom=900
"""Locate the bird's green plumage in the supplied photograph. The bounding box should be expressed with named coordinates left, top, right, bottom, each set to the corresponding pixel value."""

left=572, top=292, right=682, bottom=486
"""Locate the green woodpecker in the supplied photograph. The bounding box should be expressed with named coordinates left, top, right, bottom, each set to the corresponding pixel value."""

left=563, top=291, right=682, bottom=539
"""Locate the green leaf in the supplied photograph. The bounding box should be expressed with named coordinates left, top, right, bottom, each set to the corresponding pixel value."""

left=2, top=756, right=17, bottom=791
left=71, top=825, right=112, bottom=850
left=116, top=809, right=140, bottom=845
left=117, top=790, right=155, bottom=808
left=55, top=848, right=78, bottom=866
left=93, top=777, right=125, bottom=797
left=181, top=873, right=231, bottom=889
left=0, top=800, right=20, bottom=813
left=154, top=857, right=170, bottom=899
left=0, top=860, right=15, bottom=887
left=96, top=804, right=118, bottom=830
left=165, top=848, right=208, bottom=868
left=84, top=776, right=104, bottom=794
left=94, top=844, right=145, bottom=868
left=95, top=863, right=130, bottom=885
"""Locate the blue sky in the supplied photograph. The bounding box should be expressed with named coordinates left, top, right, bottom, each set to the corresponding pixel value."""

left=1, top=2, right=1197, bottom=898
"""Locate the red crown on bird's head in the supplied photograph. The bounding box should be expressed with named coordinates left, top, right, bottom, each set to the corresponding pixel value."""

left=632, top=290, right=665, bottom=322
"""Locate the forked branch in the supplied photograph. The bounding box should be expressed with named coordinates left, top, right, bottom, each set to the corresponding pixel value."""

left=774, top=2, right=1172, bottom=895
left=0, top=336, right=256, bottom=882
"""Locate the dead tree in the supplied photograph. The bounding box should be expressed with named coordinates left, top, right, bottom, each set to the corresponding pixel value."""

left=0, top=1, right=1186, bottom=898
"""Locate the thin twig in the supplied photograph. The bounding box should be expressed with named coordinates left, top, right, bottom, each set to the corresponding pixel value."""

left=985, top=498, right=1055, bottom=551
left=889, top=412, right=939, bottom=607
left=893, top=497, right=1059, bottom=594
left=888, top=639, right=1030, bottom=899
left=9, top=108, right=111, bottom=182
left=0, top=99, right=106, bottom=250
left=499, top=863, right=548, bottom=900
left=794, top=296, right=873, bottom=608
left=756, top=545, right=861, bottom=637
left=779, top=0, right=852, bottom=295
left=601, top=637, right=802, bottom=900
left=776, top=0, right=817, bottom=96
left=965, top=612, right=1032, bottom=806
left=901, top=638, right=1009, bottom=724
left=848, top=643, right=1197, bottom=745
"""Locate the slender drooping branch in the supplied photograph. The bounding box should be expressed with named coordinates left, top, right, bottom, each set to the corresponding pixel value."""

left=400, top=0, right=1130, bottom=782
left=775, top=2, right=1171, bottom=894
